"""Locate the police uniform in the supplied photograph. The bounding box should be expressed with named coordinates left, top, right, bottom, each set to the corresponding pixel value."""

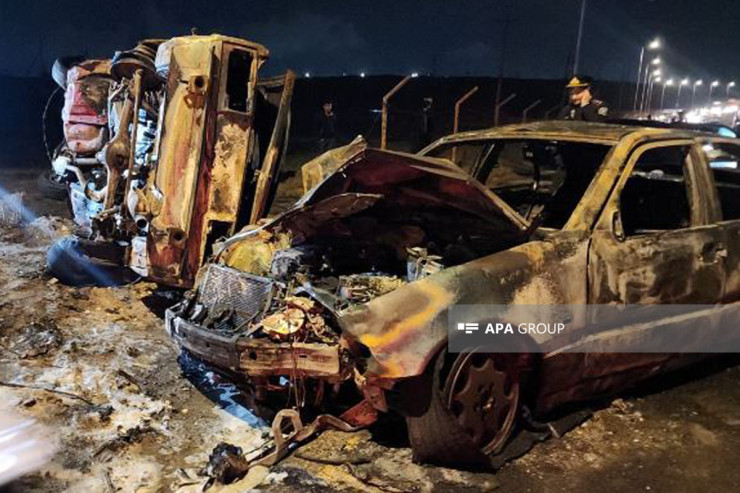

left=557, top=76, right=610, bottom=122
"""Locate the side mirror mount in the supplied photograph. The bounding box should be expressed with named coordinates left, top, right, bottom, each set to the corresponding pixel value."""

left=611, top=209, right=626, bottom=242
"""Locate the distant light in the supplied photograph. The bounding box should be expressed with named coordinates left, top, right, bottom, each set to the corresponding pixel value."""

left=651, top=57, right=661, bottom=65
left=729, top=81, right=736, bottom=88
left=652, top=69, right=661, bottom=77
left=694, top=79, right=703, bottom=86
left=654, top=77, right=662, bottom=83
left=681, top=78, right=690, bottom=86
left=360, top=72, right=366, bottom=78
left=712, top=80, right=720, bottom=87
left=666, top=78, right=674, bottom=86
left=648, top=38, right=661, bottom=50
left=304, top=72, right=311, bottom=78
left=411, top=72, right=419, bottom=78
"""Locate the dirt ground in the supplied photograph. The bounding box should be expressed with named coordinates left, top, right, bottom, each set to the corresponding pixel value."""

left=2, top=169, right=740, bottom=493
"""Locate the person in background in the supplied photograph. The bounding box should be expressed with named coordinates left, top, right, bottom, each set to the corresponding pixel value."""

left=317, top=99, right=338, bottom=152
left=557, top=76, right=609, bottom=122
left=418, top=96, right=435, bottom=150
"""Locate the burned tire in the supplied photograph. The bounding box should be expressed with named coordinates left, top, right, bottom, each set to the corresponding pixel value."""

left=47, top=236, right=138, bottom=287
left=406, top=350, right=522, bottom=469
left=37, top=170, right=68, bottom=201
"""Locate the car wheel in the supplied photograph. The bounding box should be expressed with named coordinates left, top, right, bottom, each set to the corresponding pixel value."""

left=37, top=170, right=69, bottom=201
left=405, top=350, right=522, bottom=469
left=47, top=236, right=138, bottom=287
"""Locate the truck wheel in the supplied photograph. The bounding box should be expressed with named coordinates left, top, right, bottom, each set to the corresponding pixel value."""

left=47, top=237, right=138, bottom=287
left=405, top=350, right=522, bottom=469
left=37, top=170, right=68, bottom=201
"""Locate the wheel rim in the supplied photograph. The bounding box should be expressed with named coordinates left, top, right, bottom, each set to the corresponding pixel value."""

left=444, top=352, right=519, bottom=455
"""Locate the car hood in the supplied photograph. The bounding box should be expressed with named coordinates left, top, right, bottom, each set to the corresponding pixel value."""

left=219, top=140, right=530, bottom=253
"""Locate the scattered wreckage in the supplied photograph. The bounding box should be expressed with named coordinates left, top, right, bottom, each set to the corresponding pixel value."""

left=167, top=121, right=740, bottom=470
left=47, top=34, right=295, bottom=288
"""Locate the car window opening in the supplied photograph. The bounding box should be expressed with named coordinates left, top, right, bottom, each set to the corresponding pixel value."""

left=620, top=145, right=692, bottom=235
left=224, top=49, right=252, bottom=112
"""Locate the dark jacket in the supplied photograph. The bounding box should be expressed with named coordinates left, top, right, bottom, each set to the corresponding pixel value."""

left=557, top=99, right=609, bottom=122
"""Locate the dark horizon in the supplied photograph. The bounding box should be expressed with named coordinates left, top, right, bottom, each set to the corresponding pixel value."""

left=2, top=0, right=740, bottom=84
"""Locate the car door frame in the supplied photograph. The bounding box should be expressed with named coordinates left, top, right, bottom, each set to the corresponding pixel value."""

left=695, top=136, right=740, bottom=302
left=587, top=137, right=725, bottom=305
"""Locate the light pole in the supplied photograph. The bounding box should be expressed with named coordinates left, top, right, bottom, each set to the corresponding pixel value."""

left=691, top=80, right=703, bottom=108
left=660, top=78, right=674, bottom=110
left=646, top=70, right=661, bottom=113
left=728, top=81, right=737, bottom=99
left=709, top=80, right=720, bottom=104
left=633, top=38, right=660, bottom=111
left=676, top=78, right=689, bottom=108
left=641, top=57, right=661, bottom=113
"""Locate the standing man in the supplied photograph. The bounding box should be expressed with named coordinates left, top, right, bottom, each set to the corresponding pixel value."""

left=317, top=99, right=338, bottom=152
left=418, top=96, right=435, bottom=150
left=557, top=76, right=609, bottom=122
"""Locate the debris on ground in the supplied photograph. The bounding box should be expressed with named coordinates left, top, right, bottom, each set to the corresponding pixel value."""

left=206, top=443, right=251, bottom=485
left=0, top=192, right=26, bottom=227
left=3, top=171, right=740, bottom=492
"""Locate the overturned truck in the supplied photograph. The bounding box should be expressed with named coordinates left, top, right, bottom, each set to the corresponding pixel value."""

left=49, top=34, right=295, bottom=288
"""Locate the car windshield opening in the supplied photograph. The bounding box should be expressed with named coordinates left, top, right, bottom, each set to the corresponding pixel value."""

left=474, top=140, right=611, bottom=229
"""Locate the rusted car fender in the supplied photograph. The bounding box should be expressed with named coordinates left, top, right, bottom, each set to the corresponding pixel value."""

left=338, top=233, right=587, bottom=384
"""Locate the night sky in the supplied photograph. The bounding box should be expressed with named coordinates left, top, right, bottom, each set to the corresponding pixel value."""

left=2, top=0, right=739, bottom=83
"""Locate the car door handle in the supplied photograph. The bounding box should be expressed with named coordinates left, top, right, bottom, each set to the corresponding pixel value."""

left=701, top=243, right=728, bottom=263
left=699, top=242, right=728, bottom=264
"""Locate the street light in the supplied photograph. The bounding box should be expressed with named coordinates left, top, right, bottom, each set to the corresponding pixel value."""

left=709, top=80, right=720, bottom=103
left=728, top=81, right=737, bottom=98
left=634, top=37, right=661, bottom=111
left=660, top=78, right=674, bottom=110
left=647, top=73, right=662, bottom=111
left=641, top=57, right=662, bottom=112
left=691, top=80, right=703, bottom=108
left=676, top=78, right=689, bottom=108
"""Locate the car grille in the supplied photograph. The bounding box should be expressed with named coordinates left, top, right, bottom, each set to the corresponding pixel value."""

left=199, top=264, right=274, bottom=331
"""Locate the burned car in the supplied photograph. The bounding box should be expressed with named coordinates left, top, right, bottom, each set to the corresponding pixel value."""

left=48, top=34, right=294, bottom=288
left=167, top=121, right=740, bottom=467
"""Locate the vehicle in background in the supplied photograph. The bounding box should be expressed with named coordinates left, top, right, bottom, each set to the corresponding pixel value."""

left=166, top=121, right=740, bottom=468
left=609, top=117, right=737, bottom=138
left=40, top=57, right=112, bottom=200
left=47, top=34, right=295, bottom=288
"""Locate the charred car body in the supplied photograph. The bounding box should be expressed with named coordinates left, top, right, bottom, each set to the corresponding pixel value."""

left=167, top=121, right=740, bottom=467
left=48, top=34, right=295, bottom=288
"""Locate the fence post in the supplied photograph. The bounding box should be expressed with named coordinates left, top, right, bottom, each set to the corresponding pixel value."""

left=381, top=76, right=412, bottom=150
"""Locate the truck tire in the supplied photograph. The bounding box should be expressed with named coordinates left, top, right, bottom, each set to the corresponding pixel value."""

left=47, top=236, right=138, bottom=287
left=37, top=170, right=69, bottom=201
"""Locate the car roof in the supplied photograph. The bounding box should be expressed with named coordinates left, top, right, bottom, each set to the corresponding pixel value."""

left=429, top=120, right=718, bottom=147
left=609, top=118, right=737, bottom=137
